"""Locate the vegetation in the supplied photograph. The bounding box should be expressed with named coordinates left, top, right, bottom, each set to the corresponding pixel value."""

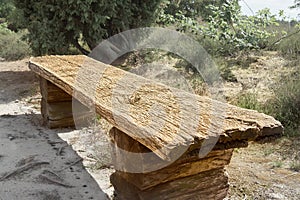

left=266, top=19, right=300, bottom=59
left=290, top=161, right=300, bottom=172
left=158, top=0, right=281, bottom=55
left=265, top=71, right=300, bottom=136
left=234, top=69, right=300, bottom=137
left=2, top=0, right=296, bottom=57
left=12, top=0, right=163, bottom=55
left=290, top=0, right=300, bottom=9
left=0, top=0, right=299, bottom=135
left=235, top=92, right=262, bottom=111
left=0, top=0, right=14, bottom=19
left=277, top=29, right=300, bottom=58
left=0, top=23, right=30, bottom=61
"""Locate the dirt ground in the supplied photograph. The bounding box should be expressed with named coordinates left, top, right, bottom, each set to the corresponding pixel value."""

left=0, top=52, right=299, bottom=199
left=0, top=60, right=113, bottom=200
left=225, top=51, right=300, bottom=200
left=227, top=139, right=300, bottom=200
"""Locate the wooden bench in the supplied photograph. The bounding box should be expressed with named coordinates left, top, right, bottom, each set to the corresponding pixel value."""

left=29, top=55, right=283, bottom=200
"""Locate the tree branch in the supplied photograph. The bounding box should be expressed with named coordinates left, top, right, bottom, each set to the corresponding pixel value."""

left=267, top=28, right=300, bottom=49
left=73, top=40, right=90, bottom=55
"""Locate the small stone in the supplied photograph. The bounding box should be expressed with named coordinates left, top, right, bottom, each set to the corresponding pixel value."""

left=268, top=193, right=286, bottom=199
left=8, top=135, right=15, bottom=141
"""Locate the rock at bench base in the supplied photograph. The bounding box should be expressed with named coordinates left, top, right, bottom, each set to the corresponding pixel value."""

left=111, top=168, right=229, bottom=200
left=110, top=127, right=233, bottom=190
left=40, top=78, right=90, bottom=128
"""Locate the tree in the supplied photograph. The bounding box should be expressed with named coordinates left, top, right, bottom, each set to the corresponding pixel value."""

left=0, top=0, right=14, bottom=19
left=156, top=0, right=223, bottom=31
left=12, top=0, right=163, bottom=55
left=158, top=0, right=223, bottom=20
left=158, top=0, right=280, bottom=55
left=290, top=0, right=300, bottom=9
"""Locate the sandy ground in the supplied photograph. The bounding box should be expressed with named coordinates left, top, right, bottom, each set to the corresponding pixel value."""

left=0, top=60, right=113, bottom=200
left=227, top=140, right=300, bottom=199
left=0, top=52, right=300, bottom=200
left=216, top=51, right=295, bottom=103
left=224, top=52, right=300, bottom=199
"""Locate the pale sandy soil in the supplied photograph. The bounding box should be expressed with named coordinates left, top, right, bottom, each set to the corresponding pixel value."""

left=0, top=59, right=112, bottom=200
left=0, top=52, right=299, bottom=200
left=224, top=51, right=300, bottom=199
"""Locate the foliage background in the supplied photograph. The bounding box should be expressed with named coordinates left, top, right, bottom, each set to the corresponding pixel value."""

left=0, top=0, right=299, bottom=135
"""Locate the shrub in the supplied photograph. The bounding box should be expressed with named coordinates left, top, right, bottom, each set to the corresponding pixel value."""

left=159, top=1, right=279, bottom=56
left=266, top=21, right=300, bottom=58
left=213, top=57, right=237, bottom=82
left=197, top=36, right=224, bottom=56
left=234, top=92, right=262, bottom=111
left=0, top=23, right=31, bottom=61
left=264, top=70, right=300, bottom=136
left=290, top=161, right=300, bottom=172
left=233, top=70, right=300, bottom=137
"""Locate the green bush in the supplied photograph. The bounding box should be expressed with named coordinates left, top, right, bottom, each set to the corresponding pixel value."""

left=234, top=78, right=300, bottom=136
left=197, top=36, right=224, bottom=56
left=159, top=0, right=279, bottom=56
left=233, top=70, right=300, bottom=137
left=266, top=21, right=300, bottom=58
left=290, top=161, right=300, bottom=172
left=0, top=23, right=31, bottom=61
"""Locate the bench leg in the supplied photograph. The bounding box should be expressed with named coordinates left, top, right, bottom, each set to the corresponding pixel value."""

left=109, top=127, right=233, bottom=200
left=39, top=77, right=90, bottom=128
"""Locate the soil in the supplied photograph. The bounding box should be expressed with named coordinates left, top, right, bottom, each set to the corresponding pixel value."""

left=227, top=139, right=300, bottom=200
left=223, top=51, right=295, bottom=103
left=225, top=52, right=300, bottom=200
left=0, top=51, right=299, bottom=199
left=0, top=60, right=113, bottom=200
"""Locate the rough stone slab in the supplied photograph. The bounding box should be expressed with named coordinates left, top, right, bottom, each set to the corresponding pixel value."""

left=40, top=78, right=91, bottom=128
left=29, top=55, right=283, bottom=160
left=40, top=78, right=72, bottom=103
left=111, top=168, right=229, bottom=200
left=110, top=127, right=233, bottom=189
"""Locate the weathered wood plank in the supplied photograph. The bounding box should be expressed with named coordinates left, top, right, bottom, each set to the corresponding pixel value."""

left=29, top=55, right=283, bottom=160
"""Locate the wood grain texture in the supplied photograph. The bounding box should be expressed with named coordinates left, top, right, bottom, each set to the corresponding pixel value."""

left=29, top=55, right=283, bottom=160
